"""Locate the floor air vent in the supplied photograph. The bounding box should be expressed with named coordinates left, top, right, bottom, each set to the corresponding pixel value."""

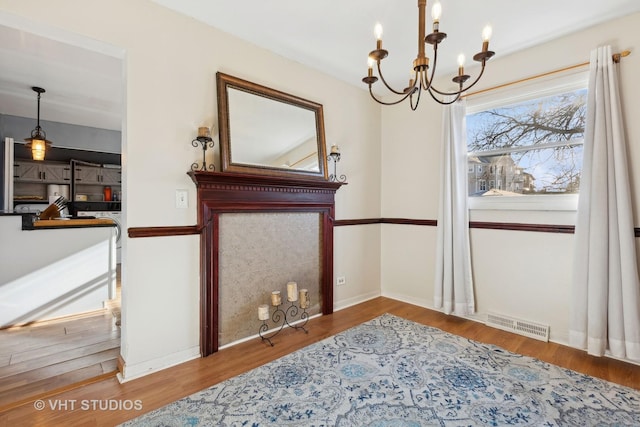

left=486, top=312, right=549, bottom=342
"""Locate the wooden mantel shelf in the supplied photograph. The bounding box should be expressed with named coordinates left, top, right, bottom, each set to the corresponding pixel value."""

left=188, top=171, right=344, bottom=356
left=188, top=171, right=344, bottom=193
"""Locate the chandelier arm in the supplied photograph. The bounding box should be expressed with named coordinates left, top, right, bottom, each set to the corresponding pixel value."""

left=368, top=85, right=415, bottom=106
left=420, top=68, right=429, bottom=90
left=427, top=87, right=462, bottom=105
left=376, top=61, right=411, bottom=96
left=409, top=86, right=423, bottom=111
left=429, top=62, right=487, bottom=96
left=421, top=44, right=440, bottom=92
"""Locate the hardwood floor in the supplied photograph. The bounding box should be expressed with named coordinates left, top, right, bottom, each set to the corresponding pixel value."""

left=1, top=297, right=639, bottom=427
left=0, top=269, right=121, bottom=411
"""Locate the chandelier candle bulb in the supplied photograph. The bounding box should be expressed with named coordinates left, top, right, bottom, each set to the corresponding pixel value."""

left=374, top=23, right=383, bottom=50
left=258, top=304, right=270, bottom=321
left=458, top=54, right=465, bottom=76
left=287, top=282, right=298, bottom=302
left=271, top=291, right=282, bottom=306
left=482, top=25, right=493, bottom=42
left=482, top=25, right=492, bottom=52
left=431, top=1, right=441, bottom=31
left=367, top=57, right=374, bottom=77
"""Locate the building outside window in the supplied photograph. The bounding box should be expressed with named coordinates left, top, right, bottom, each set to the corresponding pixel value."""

left=466, top=73, right=587, bottom=206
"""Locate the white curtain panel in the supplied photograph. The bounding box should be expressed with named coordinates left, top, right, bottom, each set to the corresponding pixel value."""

left=434, top=99, right=475, bottom=315
left=570, top=45, right=640, bottom=361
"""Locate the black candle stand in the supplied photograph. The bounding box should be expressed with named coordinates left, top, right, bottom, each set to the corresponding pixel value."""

left=259, top=301, right=309, bottom=346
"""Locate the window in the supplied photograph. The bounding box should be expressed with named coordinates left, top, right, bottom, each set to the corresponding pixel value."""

left=466, top=72, right=587, bottom=210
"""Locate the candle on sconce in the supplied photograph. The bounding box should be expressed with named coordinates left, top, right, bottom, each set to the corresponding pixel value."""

left=271, top=290, right=282, bottom=306
left=258, top=304, right=270, bottom=321
left=330, top=144, right=340, bottom=155
left=299, top=289, right=309, bottom=309
left=287, top=282, right=298, bottom=302
left=197, top=126, right=211, bottom=138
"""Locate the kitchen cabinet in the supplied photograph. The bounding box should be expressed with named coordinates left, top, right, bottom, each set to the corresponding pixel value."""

left=14, top=160, right=72, bottom=183
left=101, top=168, right=121, bottom=185
left=13, top=160, right=73, bottom=204
left=72, top=163, right=122, bottom=206
left=74, top=165, right=121, bottom=185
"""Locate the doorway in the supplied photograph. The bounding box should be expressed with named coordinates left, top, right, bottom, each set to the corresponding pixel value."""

left=0, top=17, right=126, bottom=409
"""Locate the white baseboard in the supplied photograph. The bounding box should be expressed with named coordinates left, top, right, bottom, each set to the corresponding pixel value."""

left=334, top=291, right=381, bottom=311
left=381, top=291, right=485, bottom=323
left=118, top=346, right=200, bottom=383
left=381, top=290, right=432, bottom=309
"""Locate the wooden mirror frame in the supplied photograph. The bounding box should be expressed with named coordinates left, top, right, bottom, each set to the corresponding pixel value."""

left=216, top=72, right=328, bottom=180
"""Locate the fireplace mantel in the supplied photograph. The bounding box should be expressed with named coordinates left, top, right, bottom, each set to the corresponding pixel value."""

left=189, top=171, right=344, bottom=356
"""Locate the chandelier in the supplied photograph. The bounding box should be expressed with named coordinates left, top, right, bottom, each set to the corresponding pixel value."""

left=362, top=0, right=495, bottom=108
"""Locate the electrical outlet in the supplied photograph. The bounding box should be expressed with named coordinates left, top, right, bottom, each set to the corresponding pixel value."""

left=175, top=189, right=188, bottom=209
left=337, top=276, right=346, bottom=286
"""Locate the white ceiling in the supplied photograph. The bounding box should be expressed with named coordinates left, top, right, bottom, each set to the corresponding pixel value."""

left=0, top=24, right=123, bottom=131
left=1, top=0, right=639, bottom=132
left=152, top=0, right=640, bottom=90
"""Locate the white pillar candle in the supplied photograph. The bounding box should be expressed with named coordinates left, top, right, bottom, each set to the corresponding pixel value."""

left=299, top=289, right=309, bottom=308
left=258, top=304, right=270, bottom=321
left=271, top=290, right=282, bottom=306
left=287, top=282, right=298, bottom=302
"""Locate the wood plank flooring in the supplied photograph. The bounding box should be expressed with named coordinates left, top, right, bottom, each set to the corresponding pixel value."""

left=0, top=268, right=121, bottom=411
left=1, top=297, right=639, bottom=427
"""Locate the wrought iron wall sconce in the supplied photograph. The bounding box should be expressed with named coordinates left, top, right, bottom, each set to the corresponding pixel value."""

left=327, top=144, right=347, bottom=183
left=191, top=126, right=215, bottom=171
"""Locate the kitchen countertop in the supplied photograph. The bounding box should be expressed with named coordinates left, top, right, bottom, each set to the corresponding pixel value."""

left=24, top=218, right=117, bottom=230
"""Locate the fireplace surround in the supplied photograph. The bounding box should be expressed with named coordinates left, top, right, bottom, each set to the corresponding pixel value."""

left=189, top=171, right=343, bottom=356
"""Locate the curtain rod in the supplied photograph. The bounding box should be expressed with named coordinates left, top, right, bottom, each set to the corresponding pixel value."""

left=463, top=50, right=631, bottom=99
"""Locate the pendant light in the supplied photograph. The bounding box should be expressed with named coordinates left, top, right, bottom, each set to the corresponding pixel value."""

left=24, top=86, right=52, bottom=161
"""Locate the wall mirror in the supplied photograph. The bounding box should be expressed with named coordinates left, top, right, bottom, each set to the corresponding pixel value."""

left=217, top=72, right=328, bottom=179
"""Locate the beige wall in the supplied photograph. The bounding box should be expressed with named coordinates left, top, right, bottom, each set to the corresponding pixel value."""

left=5, top=0, right=636, bottom=378
left=381, top=13, right=640, bottom=349
left=0, top=0, right=382, bottom=379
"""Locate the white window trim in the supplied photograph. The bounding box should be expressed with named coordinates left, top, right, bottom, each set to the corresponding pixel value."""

left=466, top=69, right=587, bottom=212
left=469, top=194, right=578, bottom=211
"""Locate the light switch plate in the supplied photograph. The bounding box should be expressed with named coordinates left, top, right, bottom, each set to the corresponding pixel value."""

left=175, top=189, right=188, bottom=209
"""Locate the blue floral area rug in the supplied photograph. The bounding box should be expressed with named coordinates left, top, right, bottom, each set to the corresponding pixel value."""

left=121, top=313, right=640, bottom=426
